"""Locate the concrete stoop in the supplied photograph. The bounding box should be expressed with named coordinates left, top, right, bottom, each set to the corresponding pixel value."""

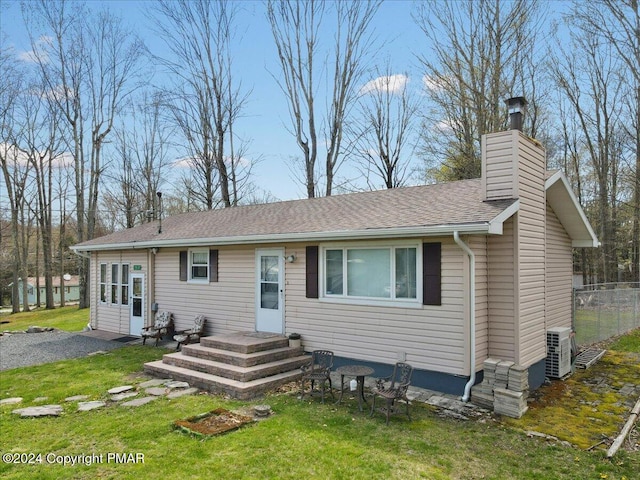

left=144, top=332, right=307, bottom=400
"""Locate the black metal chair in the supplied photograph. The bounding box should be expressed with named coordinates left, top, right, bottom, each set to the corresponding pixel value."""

left=300, top=350, right=334, bottom=403
left=370, top=362, right=413, bottom=425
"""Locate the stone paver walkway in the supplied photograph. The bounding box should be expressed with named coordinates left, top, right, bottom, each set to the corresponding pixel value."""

left=7, top=378, right=199, bottom=417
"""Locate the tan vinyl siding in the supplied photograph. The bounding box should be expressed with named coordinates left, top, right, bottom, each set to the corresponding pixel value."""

left=287, top=238, right=468, bottom=375
left=153, top=246, right=255, bottom=336
left=482, top=130, right=518, bottom=200
left=546, top=204, right=573, bottom=330
left=488, top=216, right=516, bottom=361
left=469, top=235, right=488, bottom=371
left=93, top=251, right=148, bottom=335
left=514, top=134, right=547, bottom=367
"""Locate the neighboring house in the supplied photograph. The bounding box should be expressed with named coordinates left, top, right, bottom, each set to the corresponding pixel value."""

left=11, top=275, right=80, bottom=305
left=71, top=126, right=598, bottom=398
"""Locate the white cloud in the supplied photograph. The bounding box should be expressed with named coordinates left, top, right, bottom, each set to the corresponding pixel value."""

left=0, top=143, right=73, bottom=168
left=359, top=74, right=409, bottom=95
left=17, top=36, right=52, bottom=64
left=422, top=75, right=444, bottom=92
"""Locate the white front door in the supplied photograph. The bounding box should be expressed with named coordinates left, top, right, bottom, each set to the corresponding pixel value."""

left=130, top=273, right=145, bottom=336
left=255, top=249, right=284, bottom=333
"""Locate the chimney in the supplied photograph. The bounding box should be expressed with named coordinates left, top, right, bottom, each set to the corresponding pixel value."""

left=482, top=96, right=544, bottom=202
left=505, top=96, right=527, bottom=131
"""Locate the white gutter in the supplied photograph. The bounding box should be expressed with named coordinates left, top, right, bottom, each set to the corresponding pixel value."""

left=70, top=222, right=497, bottom=253
left=454, top=231, right=476, bottom=402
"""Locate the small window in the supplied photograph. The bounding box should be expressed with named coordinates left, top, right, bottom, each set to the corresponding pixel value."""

left=100, top=264, right=107, bottom=303
left=111, top=264, right=119, bottom=304
left=121, top=264, right=129, bottom=305
left=189, top=249, right=209, bottom=282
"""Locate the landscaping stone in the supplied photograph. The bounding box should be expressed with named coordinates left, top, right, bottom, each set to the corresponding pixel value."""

left=165, top=381, right=190, bottom=389
left=146, top=387, right=168, bottom=396
left=120, top=396, right=158, bottom=407
left=87, top=350, right=109, bottom=356
left=139, top=379, right=169, bottom=388
left=13, top=405, right=63, bottom=417
left=26, top=326, right=54, bottom=333
left=108, top=385, right=134, bottom=394
left=33, top=397, right=49, bottom=403
left=111, top=391, right=139, bottom=401
left=65, top=395, right=90, bottom=402
left=0, top=397, right=23, bottom=405
left=78, top=401, right=106, bottom=412
left=167, top=387, right=199, bottom=399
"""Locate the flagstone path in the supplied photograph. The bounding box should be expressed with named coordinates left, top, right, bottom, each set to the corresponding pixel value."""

left=7, top=378, right=200, bottom=417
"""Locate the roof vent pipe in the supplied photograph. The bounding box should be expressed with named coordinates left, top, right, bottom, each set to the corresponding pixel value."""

left=505, top=96, right=527, bottom=131
left=156, top=191, right=163, bottom=234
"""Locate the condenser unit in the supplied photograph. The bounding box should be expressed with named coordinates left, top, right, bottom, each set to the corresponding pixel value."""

left=546, top=327, right=571, bottom=378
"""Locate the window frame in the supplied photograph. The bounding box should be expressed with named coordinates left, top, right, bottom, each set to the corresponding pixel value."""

left=111, top=264, right=120, bottom=304
left=188, top=248, right=210, bottom=284
left=99, top=263, right=107, bottom=304
left=120, top=263, right=130, bottom=306
left=320, top=241, right=423, bottom=308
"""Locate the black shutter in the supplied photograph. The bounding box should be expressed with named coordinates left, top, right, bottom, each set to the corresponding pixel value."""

left=179, top=251, right=187, bottom=281
left=423, top=243, right=442, bottom=305
left=306, top=246, right=319, bottom=299
left=209, top=249, right=219, bottom=282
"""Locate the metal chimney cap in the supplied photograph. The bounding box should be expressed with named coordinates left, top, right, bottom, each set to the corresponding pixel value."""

left=505, top=96, right=528, bottom=114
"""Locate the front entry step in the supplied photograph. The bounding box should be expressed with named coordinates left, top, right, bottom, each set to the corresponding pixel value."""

left=143, top=332, right=307, bottom=399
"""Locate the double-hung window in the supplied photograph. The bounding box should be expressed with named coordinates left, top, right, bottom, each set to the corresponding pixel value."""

left=120, top=264, right=130, bottom=305
left=189, top=249, right=209, bottom=282
left=111, top=264, right=119, bottom=304
left=323, top=244, right=420, bottom=304
left=99, top=264, right=107, bottom=303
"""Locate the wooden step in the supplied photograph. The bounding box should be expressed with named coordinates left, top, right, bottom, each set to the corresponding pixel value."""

left=201, top=332, right=288, bottom=354
left=182, top=344, right=304, bottom=367
left=144, top=361, right=303, bottom=400
left=161, top=352, right=309, bottom=382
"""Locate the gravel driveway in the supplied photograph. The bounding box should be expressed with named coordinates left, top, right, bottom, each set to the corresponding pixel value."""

left=0, top=331, right=125, bottom=371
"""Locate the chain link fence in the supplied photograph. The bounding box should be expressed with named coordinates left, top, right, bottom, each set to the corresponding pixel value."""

left=573, top=283, right=640, bottom=346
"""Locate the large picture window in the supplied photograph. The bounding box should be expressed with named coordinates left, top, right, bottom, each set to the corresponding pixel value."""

left=323, top=244, right=420, bottom=303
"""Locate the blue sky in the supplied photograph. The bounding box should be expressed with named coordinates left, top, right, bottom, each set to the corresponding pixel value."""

left=1, top=0, right=426, bottom=202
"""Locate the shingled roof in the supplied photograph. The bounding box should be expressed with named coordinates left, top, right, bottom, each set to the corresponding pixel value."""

left=73, top=178, right=519, bottom=251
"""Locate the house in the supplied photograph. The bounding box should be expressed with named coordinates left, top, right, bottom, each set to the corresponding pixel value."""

left=11, top=275, right=80, bottom=306
left=71, top=111, right=598, bottom=401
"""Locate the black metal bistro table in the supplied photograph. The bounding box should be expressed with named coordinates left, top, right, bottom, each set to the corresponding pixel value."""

left=335, top=365, right=375, bottom=412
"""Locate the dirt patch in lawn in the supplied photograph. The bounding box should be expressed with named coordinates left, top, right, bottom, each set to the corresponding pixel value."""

left=174, top=408, right=254, bottom=437
left=505, top=349, right=640, bottom=452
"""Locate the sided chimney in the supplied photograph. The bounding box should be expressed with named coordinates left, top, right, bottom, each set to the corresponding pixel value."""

left=505, top=96, right=527, bottom=131
left=481, top=95, right=544, bottom=202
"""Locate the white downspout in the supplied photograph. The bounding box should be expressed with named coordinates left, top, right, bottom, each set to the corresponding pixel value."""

left=454, top=231, right=476, bottom=402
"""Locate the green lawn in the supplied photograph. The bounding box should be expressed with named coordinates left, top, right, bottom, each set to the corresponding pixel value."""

left=1, top=345, right=638, bottom=479
left=0, top=306, right=89, bottom=332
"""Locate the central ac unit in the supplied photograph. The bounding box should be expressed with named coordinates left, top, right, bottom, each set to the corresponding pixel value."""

left=546, top=327, right=571, bottom=378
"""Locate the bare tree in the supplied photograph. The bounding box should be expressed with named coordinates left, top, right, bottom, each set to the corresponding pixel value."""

left=0, top=43, right=30, bottom=313
left=267, top=0, right=381, bottom=197
left=25, top=0, right=145, bottom=307
left=21, top=78, right=65, bottom=309
left=350, top=67, right=420, bottom=189
left=150, top=0, right=251, bottom=210
left=414, top=0, right=546, bottom=182
left=550, top=18, right=626, bottom=283
left=569, top=0, right=639, bottom=281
